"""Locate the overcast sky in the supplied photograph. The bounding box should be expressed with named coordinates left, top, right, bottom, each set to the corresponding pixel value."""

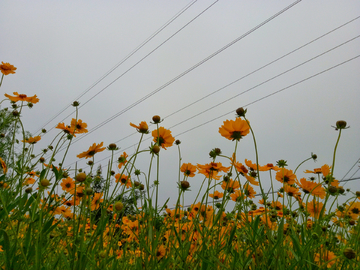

left=2, top=0, right=360, bottom=208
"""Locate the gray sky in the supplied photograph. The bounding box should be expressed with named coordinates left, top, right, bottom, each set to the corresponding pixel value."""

left=2, top=0, right=360, bottom=208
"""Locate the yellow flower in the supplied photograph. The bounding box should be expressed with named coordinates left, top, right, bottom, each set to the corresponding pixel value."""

left=77, top=142, right=106, bottom=159
left=0, top=62, right=17, bottom=75
left=118, top=152, right=128, bottom=169
left=219, top=118, right=250, bottom=141
left=180, top=163, right=197, bottom=177
left=70, top=119, right=88, bottom=134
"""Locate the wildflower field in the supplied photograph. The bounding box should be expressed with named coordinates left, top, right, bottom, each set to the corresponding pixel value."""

left=0, top=62, right=359, bottom=269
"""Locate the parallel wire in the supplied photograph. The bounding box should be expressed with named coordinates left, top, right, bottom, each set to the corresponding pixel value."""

left=32, top=0, right=199, bottom=134
left=72, top=52, right=360, bottom=169
left=341, top=158, right=360, bottom=180
left=56, top=0, right=303, bottom=152
left=39, top=0, right=219, bottom=135
left=69, top=16, right=360, bottom=156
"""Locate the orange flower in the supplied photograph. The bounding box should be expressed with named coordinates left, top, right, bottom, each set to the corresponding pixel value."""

left=60, top=177, right=75, bottom=192
left=152, top=127, right=175, bottom=149
left=283, top=184, right=301, bottom=197
left=70, top=119, right=88, bottom=134
left=180, top=163, right=197, bottom=177
left=219, top=118, right=250, bottom=141
left=197, top=162, right=230, bottom=180
left=275, top=168, right=296, bottom=185
left=230, top=190, right=243, bottom=202
left=77, top=142, right=106, bottom=159
left=91, top=193, right=104, bottom=211
left=130, top=121, right=149, bottom=134
left=307, top=199, right=325, bottom=218
left=209, top=190, right=223, bottom=200
left=243, top=183, right=256, bottom=199
left=221, top=179, right=240, bottom=193
left=296, top=178, right=325, bottom=199
left=56, top=122, right=74, bottom=135
left=0, top=62, right=17, bottom=75
left=4, top=92, right=39, bottom=103
left=314, top=246, right=337, bottom=268
left=347, top=201, right=360, bottom=220
left=259, top=163, right=280, bottom=171
left=22, top=136, right=41, bottom=144
left=118, top=152, right=128, bottom=169
left=0, top=158, right=7, bottom=174
left=115, top=174, right=132, bottom=188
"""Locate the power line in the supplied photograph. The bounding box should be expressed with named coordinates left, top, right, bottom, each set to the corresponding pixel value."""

left=54, top=0, right=303, bottom=154
left=70, top=52, right=360, bottom=170
left=37, top=0, right=219, bottom=135
left=341, top=157, right=360, bottom=181
left=62, top=16, right=360, bottom=161
left=32, top=0, right=199, bottom=134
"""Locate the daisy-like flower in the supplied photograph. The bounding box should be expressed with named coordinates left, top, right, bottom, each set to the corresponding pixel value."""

left=283, top=184, right=301, bottom=197
left=347, top=201, right=360, bottom=220
left=0, top=62, right=17, bottom=75
left=244, top=183, right=256, bottom=199
left=118, top=152, right=128, bottom=169
left=4, top=92, right=39, bottom=103
left=0, top=158, right=7, bottom=174
left=307, top=199, right=325, bottom=218
left=197, top=162, right=230, bottom=180
left=275, top=168, right=296, bottom=185
left=56, top=122, right=74, bottom=135
left=152, top=127, right=175, bottom=149
left=230, top=190, right=243, bottom=202
left=22, top=136, right=41, bottom=144
left=91, top=193, right=103, bottom=211
left=115, top=173, right=132, bottom=188
left=296, top=178, right=325, bottom=199
left=219, top=118, right=250, bottom=141
left=130, top=121, right=149, bottom=134
left=232, top=160, right=259, bottom=186
left=314, top=246, right=337, bottom=268
left=209, top=190, right=224, bottom=200
left=60, top=177, right=75, bottom=192
left=180, top=163, right=197, bottom=177
left=77, top=142, right=106, bottom=159
left=221, top=179, right=240, bottom=193
left=70, top=119, right=88, bottom=134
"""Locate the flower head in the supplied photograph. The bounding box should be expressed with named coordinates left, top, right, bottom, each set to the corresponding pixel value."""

left=180, top=163, right=197, bottom=177
left=152, top=127, right=175, bottom=149
left=130, top=121, right=149, bottom=134
left=4, top=92, right=39, bottom=104
left=219, top=118, right=250, bottom=141
left=22, top=136, right=41, bottom=144
left=0, top=158, right=7, bottom=174
left=77, top=142, right=106, bottom=159
left=70, top=119, right=88, bottom=134
left=275, top=168, right=296, bottom=185
left=115, top=174, right=132, bottom=188
left=307, top=199, right=325, bottom=218
left=60, top=177, right=76, bottom=192
left=118, top=152, right=128, bottom=169
left=0, top=62, right=17, bottom=75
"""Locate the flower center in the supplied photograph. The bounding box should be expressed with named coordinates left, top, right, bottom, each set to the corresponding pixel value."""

left=231, top=131, right=242, bottom=141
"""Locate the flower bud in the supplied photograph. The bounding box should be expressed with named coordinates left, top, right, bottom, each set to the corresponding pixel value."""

left=76, top=172, right=87, bottom=183
left=175, top=139, right=181, bottom=145
left=72, top=101, right=80, bottom=107
left=107, top=143, right=118, bottom=150
left=114, top=201, right=124, bottom=212
left=336, top=120, right=347, bottom=129
left=328, top=186, right=337, bottom=194
left=152, top=115, right=161, bottom=123
left=40, top=179, right=50, bottom=187
left=343, top=247, right=356, bottom=259
left=236, top=107, right=247, bottom=117
left=180, top=181, right=190, bottom=190
left=151, top=145, right=160, bottom=154
left=25, top=187, right=33, bottom=193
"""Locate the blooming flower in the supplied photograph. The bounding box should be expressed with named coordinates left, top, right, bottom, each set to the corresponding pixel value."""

left=60, top=177, right=76, bottom=192
left=22, top=136, right=41, bottom=144
left=307, top=199, right=325, bottom=218
left=4, top=92, right=39, bottom=103
left=91, top=193, right=103, bottom=211
left=115, top=174, right=132, bottom=188
left=221, top=179, right=240, bottom=193
left=0, top=62, right=17, bottom=75
left=180, top=163, right=197, bottom=177
left=130, top=121, right=149, bottom=134
left=118, top=152, right=128, bottom=169
left=0, top=158, right=7, bottom=174
left=219, top=118, right=250, bottom=141
left=152, top=127, right=175, bottom=149
left=198, top=162, right=230, bottom=180
left=296, top=178, right=325, bottom=199
left=77, top=142, right=106, bottom=159
left=70, top=119, right=88, bottom=134
left=275, top=168, right=296, bottom=185
left=209, top=191, right=224, bottom=200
